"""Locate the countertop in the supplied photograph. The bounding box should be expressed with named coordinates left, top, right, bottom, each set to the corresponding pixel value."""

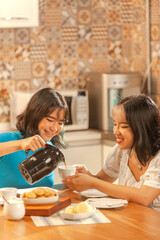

left=65, top=129, right=116, bottom=144
left=64, top=129, right=116, bottom=147
left=64, top=129, right=101, bottom=142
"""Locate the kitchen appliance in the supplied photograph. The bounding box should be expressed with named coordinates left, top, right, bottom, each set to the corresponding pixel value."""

left=60, top=90, right=89, bottom=131
left=18, top=144, right=65, bottom=184
left=87, top=72, right=142, bottom=131
left=10, top=89, right=89, bottom=131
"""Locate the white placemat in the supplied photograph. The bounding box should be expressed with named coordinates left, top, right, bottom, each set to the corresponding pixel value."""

left=31, top=209, right=111, bottom=227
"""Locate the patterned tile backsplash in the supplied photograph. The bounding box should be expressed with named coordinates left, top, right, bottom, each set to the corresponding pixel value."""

left=0, top=0, right=160, bottom=123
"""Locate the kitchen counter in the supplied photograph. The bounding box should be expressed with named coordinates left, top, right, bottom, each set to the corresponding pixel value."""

left=64, top=129, right=115, bottom=144
left=64, top=129, right=102, bottom=146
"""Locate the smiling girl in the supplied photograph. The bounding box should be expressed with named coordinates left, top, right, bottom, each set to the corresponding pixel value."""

left=64, top=95, right=160, bottom=210
left=0, top=88, right=69, bottom=188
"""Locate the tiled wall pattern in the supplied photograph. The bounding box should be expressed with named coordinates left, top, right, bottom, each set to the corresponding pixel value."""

left=0, top=0, right=159, bottom=123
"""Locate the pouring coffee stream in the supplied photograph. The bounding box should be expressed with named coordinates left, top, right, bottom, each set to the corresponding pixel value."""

left=18, top=144, right=66, bottom=184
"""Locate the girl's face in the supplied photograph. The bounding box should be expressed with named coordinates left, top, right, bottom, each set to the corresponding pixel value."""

left=38, top=108, right=65, bottom=142
left=112, top=105, right=134, bottom=150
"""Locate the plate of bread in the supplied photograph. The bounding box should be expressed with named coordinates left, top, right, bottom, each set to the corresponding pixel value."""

left=18, top=187, right=58, bottom=205
left=60, top=202, right=96, bottom=220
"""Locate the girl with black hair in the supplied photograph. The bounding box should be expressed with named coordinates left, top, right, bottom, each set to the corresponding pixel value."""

left=64, top=95, right=160, bottom=210
left=0, top=88, right=69, bottom=188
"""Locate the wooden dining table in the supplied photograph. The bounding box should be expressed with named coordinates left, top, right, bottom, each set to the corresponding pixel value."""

left=0, top=185, right=160, bottom=240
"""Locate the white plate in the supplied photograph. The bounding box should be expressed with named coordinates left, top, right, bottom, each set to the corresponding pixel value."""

left=87, top=202, right=125, bottom=209
left=86, top=197, right=128, bottom=209
left=76, top=189, right=107, bottom=198
left=60, top=205, right=96, bottom=220
left=17, top=187, right=59, bottom=205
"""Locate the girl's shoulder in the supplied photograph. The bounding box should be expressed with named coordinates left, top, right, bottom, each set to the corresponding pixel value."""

left=0, top=131, right=22, bottom=142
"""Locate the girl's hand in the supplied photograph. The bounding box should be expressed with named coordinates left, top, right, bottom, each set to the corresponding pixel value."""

left=63, top=173, right=94, bottom=192
left=20, top=134, right=45, bottom=152
left=75, top=165, right=89, bottom=174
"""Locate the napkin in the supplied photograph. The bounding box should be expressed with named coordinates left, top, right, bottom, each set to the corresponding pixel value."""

left=86, top=197, right=128, bottom=209
left=31, top=209, right=111, bottom=227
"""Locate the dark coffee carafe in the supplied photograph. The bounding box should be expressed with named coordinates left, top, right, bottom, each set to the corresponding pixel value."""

left=18, top=144, right=65, bottom=184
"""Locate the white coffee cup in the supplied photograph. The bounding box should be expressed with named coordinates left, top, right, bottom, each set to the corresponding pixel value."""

left=0, top=188, right=17, bottom=201
left=73, top=164, right=88, bottom=170
left=58, top=165, right=76, bottom=180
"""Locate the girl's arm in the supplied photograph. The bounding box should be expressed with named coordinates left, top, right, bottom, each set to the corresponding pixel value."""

left=64, top=173, right=160, bottom=206
left=75, top=166, right=117, bottom=183
left=0, top=134, right=45, bottom=157
left=96, top=169, right=117, bottom=183
left=92, top=176, right=160, bottom=206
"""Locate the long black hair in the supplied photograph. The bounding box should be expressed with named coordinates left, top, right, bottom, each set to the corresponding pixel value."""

left=115, top=94, right=160, bottom=166
left=16, top=88, right=69, bottom=148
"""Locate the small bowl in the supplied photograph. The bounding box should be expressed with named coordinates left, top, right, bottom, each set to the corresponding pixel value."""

left=0, top=187, right=17, bottom=201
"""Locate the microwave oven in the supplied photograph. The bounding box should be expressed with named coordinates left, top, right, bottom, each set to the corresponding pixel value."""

left=60, top=90, right=89, bottom=131
left=10, top=90, right=89, bottom=131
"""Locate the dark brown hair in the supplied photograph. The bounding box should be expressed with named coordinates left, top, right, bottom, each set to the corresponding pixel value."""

left=16, top=88, right=69, bottom=148
left=115, top=94, right=160, bottom=166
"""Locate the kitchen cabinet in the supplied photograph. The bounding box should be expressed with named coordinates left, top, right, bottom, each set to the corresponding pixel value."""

left=101, top=132, right=116, bottom=164
left=54, top=130, right=102, bottom=184
left=0, top=0, right=39, bottom=28
left=102, top=139, right=115, bottom=164
left=102, top=138, right=118, bottom=184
